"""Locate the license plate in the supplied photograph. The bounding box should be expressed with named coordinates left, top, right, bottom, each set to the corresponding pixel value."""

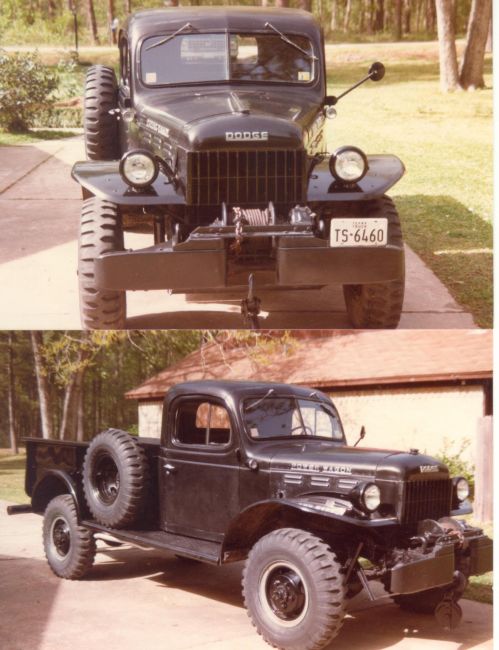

left=330, top=218, right=388, bottom=247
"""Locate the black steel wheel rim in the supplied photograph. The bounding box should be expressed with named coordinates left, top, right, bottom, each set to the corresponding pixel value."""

left=264, top=565, right=306, bottom=622
left=92, top=452, right=120, bottom=505
left=51, top=517, right=71, bottom=557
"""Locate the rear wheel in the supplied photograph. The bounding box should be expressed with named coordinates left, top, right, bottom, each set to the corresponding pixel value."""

left=243, top=528, right=346, bottom=650
left=43, top=495, right=96, bottom=579
left=343, top=196, right=405, bottom=329
left=84, top=65, right=119, bottom=160
left=78, top=197, right=126, bottom=330
left=82, top=429, right=149, bottom=529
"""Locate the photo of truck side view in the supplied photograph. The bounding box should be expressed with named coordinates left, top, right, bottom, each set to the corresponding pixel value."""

left=8, top=380, right=492, bottom=650
left=73, top=7, right=405, bottom=330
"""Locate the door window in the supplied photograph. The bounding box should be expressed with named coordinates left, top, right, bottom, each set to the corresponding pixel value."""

left=174, top=399, right=231, bottom=446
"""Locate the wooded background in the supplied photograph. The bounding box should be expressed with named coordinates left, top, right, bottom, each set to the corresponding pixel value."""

left=0, top=331, right=201, bottom=449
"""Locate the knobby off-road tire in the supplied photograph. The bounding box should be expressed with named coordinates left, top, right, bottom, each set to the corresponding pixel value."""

left=82, top=429, right=149, bottom=529
left=343, top=196, right=405, bottom=329
left=393, top=586, right=463, bottom=615
left=43, top=494, right=96, bottom=579
left=84, top=65, right=119, bottom=160
left=79, top=197, right=126, bottom=329
left=242, top=528, right=346, bottom=650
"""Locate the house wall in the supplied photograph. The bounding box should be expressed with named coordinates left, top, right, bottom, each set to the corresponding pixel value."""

left=137, top=384, right=484, bottom=463
left=330, top=385, right=484, bottom=463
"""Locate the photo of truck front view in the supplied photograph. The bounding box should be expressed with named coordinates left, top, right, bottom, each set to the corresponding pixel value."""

left=74, top=6, right=405, bottom=330
left=8, top=380, right=492, bottom=650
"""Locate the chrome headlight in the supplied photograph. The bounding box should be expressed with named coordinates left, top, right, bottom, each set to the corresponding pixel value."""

left=329, top=146, right=368, bottom=182
left=360, top=483, right=381, bottom=512
left=120, top=150, right=158, bottom=188
left=454, top=477, right=470, bottom=502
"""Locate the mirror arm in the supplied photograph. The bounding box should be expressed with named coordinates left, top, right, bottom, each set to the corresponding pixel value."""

left=325, top=71, right=375, bottom=107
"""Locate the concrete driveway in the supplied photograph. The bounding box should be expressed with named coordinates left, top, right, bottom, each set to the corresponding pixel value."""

left=0, top=137, right=475, bottom=329
left=0, top=501, right=492, bottom=650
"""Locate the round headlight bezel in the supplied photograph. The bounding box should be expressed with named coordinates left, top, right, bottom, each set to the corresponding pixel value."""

left=329, top=146, right=368, bottom=183
left=119, top=149, right=159, bottom=188
left=454, top=476, right=470, bottom=502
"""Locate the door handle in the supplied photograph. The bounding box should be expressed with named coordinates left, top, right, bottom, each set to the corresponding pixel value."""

left=164, top=463, right=177, bottom=475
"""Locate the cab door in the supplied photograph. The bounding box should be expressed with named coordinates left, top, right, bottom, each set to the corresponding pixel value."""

left=159, top=396, right=240, bottom=541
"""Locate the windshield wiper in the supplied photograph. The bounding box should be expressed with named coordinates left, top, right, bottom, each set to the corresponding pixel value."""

left=264, top=22, right=317, bottom=61
left=245, top=388, right=275, bottom=412
left=145, top=22, right=193, bottom=51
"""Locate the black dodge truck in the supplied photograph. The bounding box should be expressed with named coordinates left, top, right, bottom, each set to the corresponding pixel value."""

left=73, top=7, right=405, bottom=330
left=10, top=381, right=492, bottom=650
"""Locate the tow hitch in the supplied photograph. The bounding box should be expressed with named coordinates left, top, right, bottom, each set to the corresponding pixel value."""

left=241, top=273, right=261, bottom=329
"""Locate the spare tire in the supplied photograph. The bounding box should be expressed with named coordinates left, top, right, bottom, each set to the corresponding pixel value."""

left=82, top=429, right=149, bottom=528
left=84, top=65, right=119, bottom=161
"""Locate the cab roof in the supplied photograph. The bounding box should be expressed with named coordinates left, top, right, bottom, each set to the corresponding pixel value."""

left=124, top=7, right=322, bottom=43
left=164, top=379, right=331, bottom=409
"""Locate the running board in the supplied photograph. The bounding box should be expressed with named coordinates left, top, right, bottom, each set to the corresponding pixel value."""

left=82, top=521, right=222, bottom=564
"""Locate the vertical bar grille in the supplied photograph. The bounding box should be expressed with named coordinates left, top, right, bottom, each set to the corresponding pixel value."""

left=187, top=149, right=306, bottom=206
left=402, top=479, right=452, bottom=524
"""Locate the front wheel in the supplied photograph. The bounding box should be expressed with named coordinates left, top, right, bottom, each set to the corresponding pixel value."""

left=43, top=495, right=96, bottom=579
left=343, top=196, right=405, bottom=329
left=242, top=528, right=346, bottom=650
left=78, top=197, right=126, bottom=329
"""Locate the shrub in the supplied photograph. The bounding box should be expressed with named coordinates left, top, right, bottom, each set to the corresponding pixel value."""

left=436, top=439, right=475, bottom=495
left=0, top=50, right=57, bottom=132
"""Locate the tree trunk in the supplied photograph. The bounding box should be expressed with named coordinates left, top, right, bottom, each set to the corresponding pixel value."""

left=343, top=0, right=353, bottom=31
left=459, top=0, right=492, bottom=89
left=107, top=0, right=115, bottom=45
left=275, top=0, right=289, bottom=6
left=403, top=0, right=411, bottom=32
left=7, top=333, right=18, bottom=454
left=393, top=0, right=402, bottom=39
left=31, top=331, right=53, bottom=439
left=59, top=349, right=90, bottom=441
left=124, top=0, right=132, bottom=13
left=297, top=0, right=312, bottom=11
left=426, top=0, right=436, bottom=32
left=86, top=0, right=100, bottom=45
left=435, top=0, right=460, bottom=91
left=261, top=0, right=268, bottom=6
left=485, top=11, right=492, bottom=52
left=331, top=0, right=339, bottom=30
left=373, top=0, right=384, bottom=31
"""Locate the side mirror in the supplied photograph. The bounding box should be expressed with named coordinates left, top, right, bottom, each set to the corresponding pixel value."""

left=324, top=61, right=386, bottom=107
left=368, top=61, right=385, bottom=82
left=354, top=425, right=366, bottom=447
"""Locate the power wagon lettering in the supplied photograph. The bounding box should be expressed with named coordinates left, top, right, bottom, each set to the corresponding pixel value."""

left=420, top=465, right=440, bottom=473
left=291, top=462, right=352, bottom=474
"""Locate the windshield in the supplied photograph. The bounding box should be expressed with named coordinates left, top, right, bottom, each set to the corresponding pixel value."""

left=243, top=397, right=344, bottom=441
left=141, top=32, right=315, bottom=86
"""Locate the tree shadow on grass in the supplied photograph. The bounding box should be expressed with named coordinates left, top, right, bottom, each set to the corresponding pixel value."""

left=395, top=194, right=492, bottom=328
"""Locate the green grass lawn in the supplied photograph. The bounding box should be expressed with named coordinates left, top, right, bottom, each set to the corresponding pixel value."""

left=325, top=46, right=492, bottom=327
left=0, top=450, right=29, bottom=504
left=0, top=129, right=79, bottom=146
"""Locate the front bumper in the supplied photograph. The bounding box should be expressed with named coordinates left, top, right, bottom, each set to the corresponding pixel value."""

left=94, top=227, right=404, bottom=292
left=389, top=529, right=493, bottom=596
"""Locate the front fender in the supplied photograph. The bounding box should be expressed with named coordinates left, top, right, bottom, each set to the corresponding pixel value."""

left=222, top=498, right=398, bottom=561
left=307, top=154, right=405, bottom=203
left=71, top=160, right=185, bottom=206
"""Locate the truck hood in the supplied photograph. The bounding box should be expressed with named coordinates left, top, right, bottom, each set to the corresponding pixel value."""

left=269, top=443, right=449, bottom=482
left=137, top=89, right=318, bottom=150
